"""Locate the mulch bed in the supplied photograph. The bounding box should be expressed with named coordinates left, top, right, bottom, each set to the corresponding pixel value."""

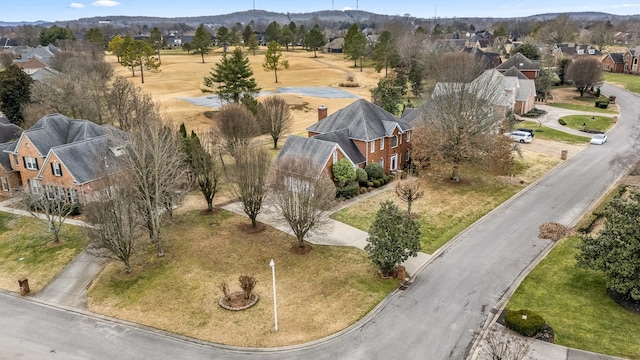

left=290, top=244, right=313, bottom=255
left=608, top=288, right=640, bottom=313
left=219, top=291, right=259, bottom=311
left=238, top=222, right=266, bottom=234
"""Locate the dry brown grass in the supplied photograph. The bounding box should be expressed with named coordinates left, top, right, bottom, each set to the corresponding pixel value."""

left=87, top=210, right=397, bottom=347
left=108, top=48, right=384, bottom=135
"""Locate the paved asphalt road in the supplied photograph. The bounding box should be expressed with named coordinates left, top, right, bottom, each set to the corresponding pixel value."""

left=0, top=84, right=637, bottom=360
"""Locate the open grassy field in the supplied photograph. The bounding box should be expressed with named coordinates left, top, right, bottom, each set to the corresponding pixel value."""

left=603, top=72, right=640, bottom=94
left=0, top=212, right=87, bottom=293
left=547, top=102, right=617, bottom=114
left=88, top=210, right=397, bottom=347
left=108, top=47, right=385, bottom=135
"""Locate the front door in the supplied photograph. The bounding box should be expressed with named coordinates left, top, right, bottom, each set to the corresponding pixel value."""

left=390, top=154, right=398, bottom=172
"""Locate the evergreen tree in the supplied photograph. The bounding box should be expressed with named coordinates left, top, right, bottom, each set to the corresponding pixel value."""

left=0, top=64, right=33, bottom=125
left=191, top=23, right=212, bottom=63
left=365, top=200, right=421, bottom=276
left=85, top=28, right=104, bottom=47
left=149, top=27, right=165, bottom=64
left=203, top=47, right=260, bottom=103
left=263, top=41, right=289, bottom=83
left=343, top=23, right=367, bottom=71
left=242, top=24, right=254, bottom=45
left=246, top=32, right=259, bottom=55
left=305, top=25, right=326, bottom=58
left=39, top=25, right=75, bottom=46
left=265, top=21, right=281, bottom=43
left=373, top=30, right=398, bottom=76
left=216, top=26, right=229, bottom=52
left=280, top=26, right=294, bottom=51
left=108, top=35, right=125, bottom=63
left=370, top=78, right=403, bottom=116
left=120, top=38, right=159, bottom=83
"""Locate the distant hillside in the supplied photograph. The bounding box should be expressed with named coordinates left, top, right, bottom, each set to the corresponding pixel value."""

left=0, top=20, right=47, bottom=26
left=2, top=10, right=640, bottom=29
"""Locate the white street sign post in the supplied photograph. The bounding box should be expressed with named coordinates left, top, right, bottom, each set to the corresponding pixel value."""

left=269, top=259, right=278, bottom=332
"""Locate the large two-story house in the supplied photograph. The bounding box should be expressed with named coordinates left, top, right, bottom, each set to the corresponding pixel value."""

left=0, top=114, right=126, bottom=204
left=276, top=100, right=417, bottom=179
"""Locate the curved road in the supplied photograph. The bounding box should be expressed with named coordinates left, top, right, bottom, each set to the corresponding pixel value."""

left=1, top=84, right=638, bottom=359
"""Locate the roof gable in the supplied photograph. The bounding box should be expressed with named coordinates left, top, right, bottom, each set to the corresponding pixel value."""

left=276, top=136, right=339, bottom=179
left=497, top=53, right=540, bottom=71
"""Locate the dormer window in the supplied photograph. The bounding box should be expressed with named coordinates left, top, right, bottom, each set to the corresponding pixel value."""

left=51, top=162, right=62, bottom=177
left=24, top=156, right=38, bottom=170
left=588, top=49, right=595, bottom=54
left=392, top=135, right=399, bottom=148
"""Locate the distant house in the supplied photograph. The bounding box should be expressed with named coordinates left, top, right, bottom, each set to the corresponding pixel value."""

left=0, top=114, right=127, bottom=203
left=496, top=53, right=540, bottom=79
left=14, top=57, right=47, bottom=75
left=323, top=37, right=344, bottom=53
left=552, top=43, right=602, bottom=60
left=30, top=67, right=61, bottom=82
left=462, top=47, right=502, bottom=69
left=277, top=100, right=417, bottom=178
left=601, top=53, right=625, bottom=73
left=10, top=44, right=58, bottom=65
left=622, top=46, right=640, bottom=74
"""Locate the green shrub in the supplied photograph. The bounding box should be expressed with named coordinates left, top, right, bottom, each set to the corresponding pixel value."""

left=333, top=158, right=356, bottom=187
left=372, top=180, right=381, bottom=188
left=595, top=100, right=610, bottom=109
left=367, top=181, right=374, bottom=187
left=365, top=163, right=384, bottom=180
left=336, top=181, right=359, bottom=198
left=355, top=168, right=368, bottom=185
left=558, top=119, right=567, bottom=125
left=382, top=175, right=390, bottom=184
left=504, top=309, right=546, bottom=337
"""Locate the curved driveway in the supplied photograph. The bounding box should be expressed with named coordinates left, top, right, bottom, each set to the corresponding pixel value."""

left=0, top=84, right=638, bottom=359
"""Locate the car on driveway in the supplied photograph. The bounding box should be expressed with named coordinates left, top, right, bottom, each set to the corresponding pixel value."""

left=517, top=128, right=534, bottom=138
left=509, top=131, right=533, bottom=143
left=590, top=133, right=607, bottom=145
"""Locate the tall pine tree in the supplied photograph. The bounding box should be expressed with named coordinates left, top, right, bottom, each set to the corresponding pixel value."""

left=202, top=47, right=260, bottom=103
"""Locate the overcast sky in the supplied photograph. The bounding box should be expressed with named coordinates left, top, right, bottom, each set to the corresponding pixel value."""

left=3, top=0, right=640, bottom=22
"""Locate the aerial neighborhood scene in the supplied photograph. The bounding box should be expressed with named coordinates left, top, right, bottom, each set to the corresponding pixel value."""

left=2, top=0, right=640, bottom=358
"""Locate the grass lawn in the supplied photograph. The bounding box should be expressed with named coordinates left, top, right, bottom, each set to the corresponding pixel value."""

left=547, top=102, right=617, bottom=114
left=0, top=212, right=88, bottom=293
left=603, top=72, right=640, bottom=94
left=558, top=115, right=613, bottom=133
left=88, top=210, right=397, bottom=347
left=506, top=236, right=640, bottom=359
left=332, top=169, right=525, bottom=254
left=519, top=121, right=591, bottom=144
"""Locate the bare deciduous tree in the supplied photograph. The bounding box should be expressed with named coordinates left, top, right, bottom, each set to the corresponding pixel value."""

left=106, top=76, right=158, bottom=131
left=271, top=156, right=336, bottom=248
left=233, top=146, right=271, bottom=228
left=394, top=178, right=424, bottom=215
left=565, top=57, right=603, bottom=97
left=413, top=66, right=508, bottom=181
left=189, top=132, right=222, bottom=211
left=258, top=96, right=292, bottom=150
left=217, top=103, right=260, bottom=157
left=0, top=51, right=13, bottom=68
left=85, top=178, right=140, bottom=273
left=22, top=190, right=76, bottom=244
left=125, top=116, right=186, bottom=257
left=239, top=275, right=257, bottom=299
left=478, top=327, right=532, bottom=360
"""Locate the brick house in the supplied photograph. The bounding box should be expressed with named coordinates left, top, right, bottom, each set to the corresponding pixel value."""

left=277, top=100, right=417, bottom=179
left=0, top=113, right=126, bottom=204
left=496, top=53, right=540, bottom=80
left=601, top=53, right=625, bottom=73
left=622, top=46, right=640, bottom=74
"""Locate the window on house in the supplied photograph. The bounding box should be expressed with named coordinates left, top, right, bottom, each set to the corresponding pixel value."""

left=391, top=135, right=398, bottom=148
left=333, top=151, right=338, bottom=164
left=1, top=177, right=8, bottom=191
left=51, top=162, right=62, bottom=176
left=605, top=64, right=610, bottom=70
left=370, top=140, right=375, bottom=153
left=12, top=154, right=18, bottom=166
left=380, top=138, right=384, bottom=150
left=379, top=158, right=384, bottom=170
left=45, top=185, right=56, bottom=200
left=28, top=179, right=39, bottom=194
left=24, top=156, right=38, bottom=170
left=406, top=131, right=411, bottom=142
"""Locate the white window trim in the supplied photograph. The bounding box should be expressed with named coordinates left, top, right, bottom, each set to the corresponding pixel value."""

left=390, top=154, right=398, bottom=171
left=52, top=162, right=62, bottom=176
left=380, top=138, right=384, bottom=150
left=1, top=177, right=8, bottom=191
left=25, top=156, right=37, bottom=170
left=370, top=140, right=375, bottom=153
left=392, top=135, right=399, bottom=148
left=406, top=131, right=411, bottom=142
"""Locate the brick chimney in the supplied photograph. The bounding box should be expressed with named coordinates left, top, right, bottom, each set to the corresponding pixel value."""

left=318, top=105, right=327, bottom=121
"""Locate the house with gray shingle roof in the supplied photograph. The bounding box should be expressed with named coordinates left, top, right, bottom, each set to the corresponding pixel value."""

left=277, top=99, right=416, bottom=178
left=496, top=53, right=541, bottom=79
left=1, top=113, right=127, bottom=203
left=601, top=53, right=625, bottom=73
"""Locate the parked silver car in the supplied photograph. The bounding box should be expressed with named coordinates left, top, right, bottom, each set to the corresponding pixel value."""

left=509, top=131, right=533, bottom=143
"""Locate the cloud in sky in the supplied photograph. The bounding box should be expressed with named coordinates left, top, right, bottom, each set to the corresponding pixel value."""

left=612, top=3, right=640, bottom=7
left=91, top=0, right=120, bottom=7
left=69, top=2, right=85, bottom=8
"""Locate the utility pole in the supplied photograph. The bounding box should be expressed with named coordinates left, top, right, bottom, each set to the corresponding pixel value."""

left=356, top=0, right=359, bottom=10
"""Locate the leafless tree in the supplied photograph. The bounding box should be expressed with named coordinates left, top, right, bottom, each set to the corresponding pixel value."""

left=106, top=76, right=158, bottom=131
left=189, top=132, right=223, bottom=211
left=239, top=275, right=257, bottom=299
left=271, top=156, right=336, bottom=248
left=565, top=57, right=603, bottom=97
left=22, top=189, right=76, bottom=244
left=394, top=178, right=424, bottom=215
left=413, top=66, right=508, bottom=181
left=478, top=327, right=532, bottom=360
left=85, top=177, right=140, bottom=274
left=590, top=22, right=614, bottom=52
left=216, top=103, right=260, bottom=157
left=421, top=51, right=486, bottom=97
left=125, top=116, right=187, bottom=257
left=0, top=51, right=13, bottom=68
left=258, top=96, right=292, bottom=150
left=534, top=14, right=578, bottom=45
left=233, top=146, right=271, bottom=227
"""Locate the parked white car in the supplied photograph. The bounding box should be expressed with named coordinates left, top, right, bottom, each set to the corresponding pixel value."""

left=590, top=133, right=607, bottom=145
left=509, top=131, right=533, bottom=143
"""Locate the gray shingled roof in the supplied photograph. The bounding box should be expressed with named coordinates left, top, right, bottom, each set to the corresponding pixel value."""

left=276, top=136, right=337, bottom=179
left=47, top=135, right=125, bottom=185
left=497, top=53, right=541, bottom=71
left=23, top=114, right=106, bottom=156
left=516, top=79, right=535, bottom=102
left=312, top=129, right=365, bottom=165
left=501, top=66, right=529, bottom=80
left=0, top=141, right=17, bottom=170
left=307, top=99, right=411, bottom=141
left=608, top=53, right=624, bottom=63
